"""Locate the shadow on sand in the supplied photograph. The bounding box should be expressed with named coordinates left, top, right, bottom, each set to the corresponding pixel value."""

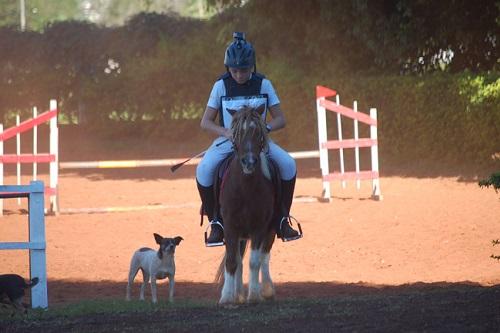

left=44, top=279, right=499, bottom=306
left=3, top=280, right=499, bottom=332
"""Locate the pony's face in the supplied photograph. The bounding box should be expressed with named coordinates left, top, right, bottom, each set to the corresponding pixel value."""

left=239, top=119, right=262, bottom=174
left=228, top=105, right=267, bottom=175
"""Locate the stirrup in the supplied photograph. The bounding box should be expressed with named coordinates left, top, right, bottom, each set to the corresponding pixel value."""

left=204, top=220, right=225, bottom=247
left=279, top=216, right=303, bottom=242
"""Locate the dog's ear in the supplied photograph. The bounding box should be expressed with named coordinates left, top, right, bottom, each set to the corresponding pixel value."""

left=154, top=233, right=163, bottom=244
left=174, top=236, right=183, bottom=245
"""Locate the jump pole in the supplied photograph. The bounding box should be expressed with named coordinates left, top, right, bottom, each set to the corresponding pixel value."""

left=336, top=94, right=346, bottom=189
left=316, top=86, right=336, bottom=201
left=0, top=124, right=3, bottom=214
left=59, top=150, right=320, bottom=170
left=49, top=99, right=59, bottom=214
left=370, top=107, right=381, bottom=198
left=16, top=115, right=21, bottom=205
left=33, top=106, right=38, bottom=180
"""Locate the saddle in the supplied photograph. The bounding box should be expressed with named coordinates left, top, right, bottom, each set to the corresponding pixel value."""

left=199, top=152, right=283, bottom=226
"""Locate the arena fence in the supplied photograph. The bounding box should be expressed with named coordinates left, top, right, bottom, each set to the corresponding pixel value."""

left=0, top=181, right=48, bottom=308
left=56, top=151, right=320, bottom=214
left=58, top=150, right=320, bottom=170
left=1, top=89, right=381, bottom=216
left=0, top=100, right=59, bottom=215
left=316, top=85, right=382, bottom=201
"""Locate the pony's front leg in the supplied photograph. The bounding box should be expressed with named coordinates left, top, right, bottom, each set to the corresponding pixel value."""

left=260, top=252, right=275, bottom=300
left=235, top=249, right=245, bottom=303
left=219, top=239, right=239, bottom=305
left=247, top=248, right=263, bottom=303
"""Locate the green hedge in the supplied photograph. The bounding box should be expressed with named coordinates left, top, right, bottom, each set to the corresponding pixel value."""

left=0, top=6, right=498, bottom=172
left=288, top=72, right=500, bottom=170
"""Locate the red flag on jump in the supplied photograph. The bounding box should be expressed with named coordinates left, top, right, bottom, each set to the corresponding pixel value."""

left=316, top=85, right=337, bottom=99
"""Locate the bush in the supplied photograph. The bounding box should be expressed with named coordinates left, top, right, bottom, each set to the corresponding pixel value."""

left=0, top=4, right=498, bottom=173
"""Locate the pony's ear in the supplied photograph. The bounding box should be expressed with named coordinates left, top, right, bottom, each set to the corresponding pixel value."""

left=254, top=104, right=266, bottom=116
left=174, top=236, right=184, bottom=245
left=226, top=108, right=237, bottom=116
left=154, top=233, right=163, bottom=244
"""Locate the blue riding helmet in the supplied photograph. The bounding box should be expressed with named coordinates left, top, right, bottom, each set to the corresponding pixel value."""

left=224, top=32, right=256, bottom=70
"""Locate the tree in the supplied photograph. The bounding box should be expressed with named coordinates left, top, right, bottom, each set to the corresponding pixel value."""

left=0, top=0, right=82, bottom=31
left=0, top=0, right=21, bottom=28
left=0, top=0, right=220, bottom=31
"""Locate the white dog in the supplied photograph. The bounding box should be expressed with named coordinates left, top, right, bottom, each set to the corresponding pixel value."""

left=126, top=233, right=183, bottom=303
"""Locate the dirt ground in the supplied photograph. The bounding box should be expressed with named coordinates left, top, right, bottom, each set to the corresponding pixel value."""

left=1, top=156, right=500, bottom=330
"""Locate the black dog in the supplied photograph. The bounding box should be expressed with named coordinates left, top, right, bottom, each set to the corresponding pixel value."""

left=0, top=274, right=39, bottom=314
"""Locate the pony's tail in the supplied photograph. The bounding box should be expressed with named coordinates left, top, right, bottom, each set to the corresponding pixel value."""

left=214, top=253, right=226, bottom=286
left=214, top=240, right=248, bottom=286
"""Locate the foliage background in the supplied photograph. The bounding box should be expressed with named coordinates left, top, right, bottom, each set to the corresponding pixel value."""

left=0, top=0, right=498, bottom=173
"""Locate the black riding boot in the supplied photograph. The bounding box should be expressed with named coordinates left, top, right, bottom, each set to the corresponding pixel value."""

left=277, top=176, right=302, bottom=241
left=196, top=180, right=224, bottom=247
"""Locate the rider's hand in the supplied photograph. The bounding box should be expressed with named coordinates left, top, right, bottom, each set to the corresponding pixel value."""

left=223, top=128, right=233, bottom=140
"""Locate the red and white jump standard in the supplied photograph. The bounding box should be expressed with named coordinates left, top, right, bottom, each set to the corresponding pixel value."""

left=316, top=86, right=381, bottom=201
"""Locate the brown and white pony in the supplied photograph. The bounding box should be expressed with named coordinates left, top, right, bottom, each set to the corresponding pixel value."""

left=216, top=104, right=277, bottom=305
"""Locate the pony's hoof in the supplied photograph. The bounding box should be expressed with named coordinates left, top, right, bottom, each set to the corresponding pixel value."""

left=247, top=293, right=263, bottom=303
left=219, top=303, right=240, bottom=309
left=236, top=294, right=246, bottom=304
left=218, top=296, right=234, bottom=305
left=218, top=297, right=240, bottom=308
left=261, top=284, right=275, bottom=300
left=261, top=292, right=275, bottom=301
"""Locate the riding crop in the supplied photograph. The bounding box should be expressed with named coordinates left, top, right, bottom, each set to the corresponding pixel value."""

left=170, top=139, right=229, bottom=173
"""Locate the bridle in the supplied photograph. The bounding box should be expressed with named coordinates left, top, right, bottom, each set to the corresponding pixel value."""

left=231, top=110, right=268, bottom=155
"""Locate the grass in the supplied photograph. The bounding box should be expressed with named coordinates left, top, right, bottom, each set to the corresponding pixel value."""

left=1, top=298, right=212, bottom=321
left=1, top=296, right=338, bottom=332
left=0, top=297, right=313, bottom=332
left=0, top=293, right=438, bottom=319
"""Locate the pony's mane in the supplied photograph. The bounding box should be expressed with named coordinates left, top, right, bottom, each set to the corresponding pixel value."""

left=231, top=107, right=269, bottom=149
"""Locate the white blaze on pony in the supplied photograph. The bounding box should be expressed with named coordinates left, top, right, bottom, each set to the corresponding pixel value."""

left=216, top=105, right=277, bottom=305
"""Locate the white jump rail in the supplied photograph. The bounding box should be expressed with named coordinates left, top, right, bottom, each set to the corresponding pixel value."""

left=316, top=85, right=382, bottom=201
left=0, top=180, right=48, bottom=308
left=58, top=150, right=320, bottom=170
left=0, top=100, right=59, bottom=215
